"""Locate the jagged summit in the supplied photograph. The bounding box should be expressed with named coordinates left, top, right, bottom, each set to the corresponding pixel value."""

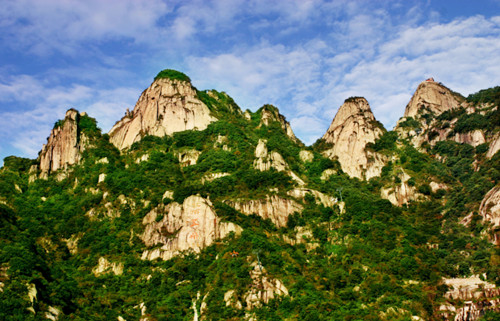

left=404, top=78, right=464, bottom=118
left=37, top=109, right=93, bottom=177
left=321, top=97, right=385, bottom=180
left=109, top=71, right=217, bottom=150
left=257, top=104, right=298, bottom=142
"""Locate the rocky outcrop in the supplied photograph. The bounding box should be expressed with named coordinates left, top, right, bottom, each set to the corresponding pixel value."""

left=321, top=97, right=385, bottom=180
left=177, top=149, right=201, bottom=167
left=487, top=132, right=500, bottom=158
left=479, top=186, right=500, bottom=244
left=254, top=139, right=287, bottom=172
left=141, top=195, right=242, bottom=261
left=253, top=139, right=305, bottom=185
left=92, top=257, right=123, bottom=276
left=109, top=78, right=216, bottom=150
left=38, top=109, right=89, bottom=177
left=287, top=188, right=336, bottom=207
left=404, top=80, right=462, bottom=118
left=258, top=105, right=298, bottom=142
left=299, top=150, right=314, bottom=163
left=380, top=171, right=421, bottom=206
left=225, top=196, right=303, bottom=228
left=224, top=262, right=288, bottom=311
left=439, top=275, right=500, bottom=320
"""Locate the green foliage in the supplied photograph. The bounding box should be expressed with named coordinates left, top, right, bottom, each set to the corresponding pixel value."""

left=154, top=69, right=191, bottom=83
left=367, top=131, right=398, bottom=152
left=398, top=117, right=420, bottom=129
left=466, top=86, right=500, bottom=105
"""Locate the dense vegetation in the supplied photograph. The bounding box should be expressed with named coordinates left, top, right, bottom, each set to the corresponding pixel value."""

left=154, top=69, right=191, bottom=83
left=0, top=84, right=499, bottom=320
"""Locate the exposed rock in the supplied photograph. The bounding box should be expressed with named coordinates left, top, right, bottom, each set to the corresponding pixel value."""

left=244, top=262, right=289, bottom=310
left=451, top=130, right=485, bottom=147
left=178, top=149, right=202, bottom=167
left=479, top=186, right=500, bottom=244
left=486, top=132, right=500, bottom=158
left=98, top=173, right=106, bottom=184
left=141, top=195, right=242, bottom=261
left=96, top=157, right=109, bottom=164
left=45, top=306, right=61, bottom=321
left=162, top=190, right=174, bottom=200
left=39, top=109, right=89, bottom=177
left=259, top=105, right=298, bottom=142
left=253, top=139, right=304, bottom=185
left=439, top=275, right=500, bottom=321
left=281, top=226, right=318, bottom=250
left=430, top=181, right=448, bottom=193
left=253, top=139, right=287, bottom=172
left=380, top=171, right=421, bottom=206
left=135, top=154, right=149, bottom=163
left=299, top=150, right=314, bottom=163
left=287, top=188, right=336, bottom=207
left=320, top=168, right=337, bottom=180
left=109, top=78, right=216, bottom=150
left=225, top=262, right=289, bottom=311
left=214, top=134, right=230, bottom=151
left=225, top=196, right=302, bottom=228
left=201, top=172, right=230, bottom=184
left=322, top=97, right=385, bottom=180
left=92, top=257, right=123, bottom=276
left=404, top=80, right=462, bottom=118
left=63, top=235, right=80, bottom=255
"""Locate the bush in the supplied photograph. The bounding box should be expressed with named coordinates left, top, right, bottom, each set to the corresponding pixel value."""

left=154, top=69, right=191, bottom=82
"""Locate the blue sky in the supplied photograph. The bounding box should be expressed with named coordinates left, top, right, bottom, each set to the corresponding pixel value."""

left=1, top=0, right=499, bottom=163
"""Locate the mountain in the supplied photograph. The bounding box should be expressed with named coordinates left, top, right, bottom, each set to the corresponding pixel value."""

left=109, top=70, right=217, bottom=150
left=0, top=71, right=499, bottom=321
left=318, top=96, right=385, bottom=180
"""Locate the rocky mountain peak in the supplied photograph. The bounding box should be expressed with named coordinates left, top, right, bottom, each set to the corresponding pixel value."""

left=321, top=97, right=385, bottom=180
left=258, top=104, right=298, bottom=142
left=109, top=70, right=217, bottom=150
left=38, top=109, right=89, bottom=177
left=404, top=78, right=463, bottom=118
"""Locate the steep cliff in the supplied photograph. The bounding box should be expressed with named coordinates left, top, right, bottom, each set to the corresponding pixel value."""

left=321, top=97, right=385, bottom=180
left=258, top=104, right=298, bottom=142
left=141, top=195, right=241, bottom=261
left=403, top=79, right=463, bottom=118
left=38, top=109, right=92, bottom=177
left=109, top=71, right=216, bottom=150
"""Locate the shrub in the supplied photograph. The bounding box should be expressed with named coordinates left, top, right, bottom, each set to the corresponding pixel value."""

left=154, top=69, right=191, bottom=82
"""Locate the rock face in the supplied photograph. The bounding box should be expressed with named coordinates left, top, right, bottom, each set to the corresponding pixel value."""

left=38, top=109, right=88, bottom=177
left=92, top=257, right=123, bottom=276
left=322, top=97, right=385, bottom=180
left=380, top=170, right=421, bottom=206
left=253, top=139, right=288, bottom=172
left=141, top=195, right=241, bottom=261
left=404, top=80, right=462, bottom=118
left=225, top=196, right=303, bottom=228
left=109, top=78, right=216, bottom=150
left=479, top=186, right=500, bottom=244
left=487, top=132, right=500, bottom=158
left=224, top=262, right=289, bottom=311
left=259, top=105, right=298, bottom=142
left=439, top=275, right=500, bottom=321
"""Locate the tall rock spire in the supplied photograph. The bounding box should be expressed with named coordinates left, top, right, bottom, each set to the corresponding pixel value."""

left=38, top=109, right=89, bottom=177
left=109, top=70, right=217, bottom=150
left=404, top=78, right=463, bottom=118
left=321, top=97, right=385, bottom=180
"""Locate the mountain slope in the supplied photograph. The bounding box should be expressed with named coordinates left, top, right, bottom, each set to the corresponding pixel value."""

left=0, top=71, right=499, bottom=321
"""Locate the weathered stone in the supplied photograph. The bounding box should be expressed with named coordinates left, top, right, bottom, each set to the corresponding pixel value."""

left=39, top=109, right=89, bottom=177
left=92, top=257, right=123, bottom=276
left=487, top=132, right=500, bottom=159
left=299, top=150, right=314, bottom=163
left=259, top=105, right=298, bottom=142
left=141, top=195, right=242, bottom=261
left=404, top=80, right=462, bottom=118
left=109, top=78, right=217, bottom=150
left=225, top=196, right=302, bottom=228
left=322, top=97, right=385, bottom=179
